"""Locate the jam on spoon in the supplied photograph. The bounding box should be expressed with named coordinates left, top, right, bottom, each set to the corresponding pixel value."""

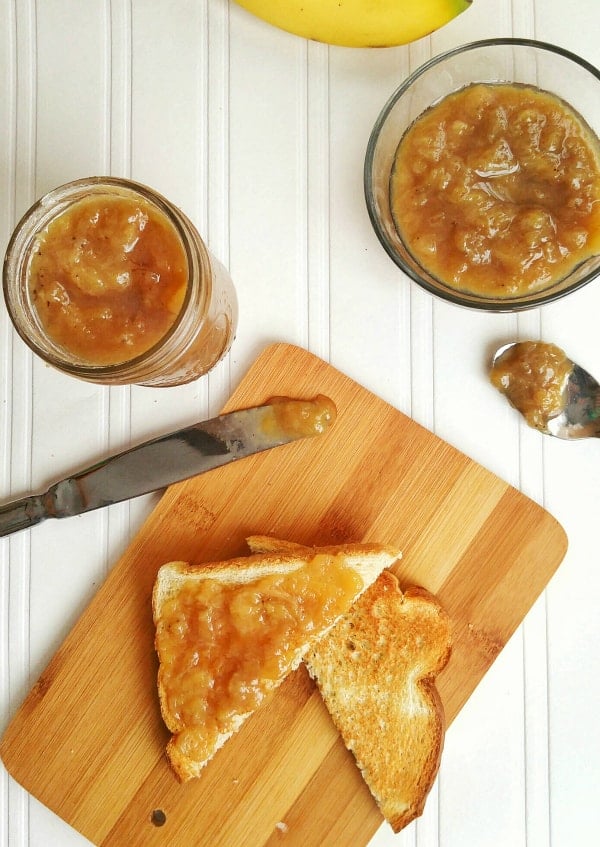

left=490, top=341, right=600, bottom=439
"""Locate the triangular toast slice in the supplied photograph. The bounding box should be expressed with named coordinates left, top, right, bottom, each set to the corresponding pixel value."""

left=152, top=538, right=400, bottom=781
left=247, top=535, right=451, bottom=833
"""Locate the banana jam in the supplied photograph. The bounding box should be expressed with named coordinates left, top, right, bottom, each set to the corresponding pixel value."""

left=156, top=555, right=363, bottom=764
left=490, top=341, right=572, bottom=430
left=263, top=394, right=337, bottom=438
left=28, top=193, right=188, bottom=365
left=390, top=83, right=600, bottom=298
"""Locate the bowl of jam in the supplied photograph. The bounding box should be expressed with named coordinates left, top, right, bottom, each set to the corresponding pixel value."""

left=3, top=177, right=238, bottom=385
left=364, top=39, right=600, bottom=311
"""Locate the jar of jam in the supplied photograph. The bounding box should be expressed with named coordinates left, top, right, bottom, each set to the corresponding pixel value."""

left=3, top=177, right=238, bottom=386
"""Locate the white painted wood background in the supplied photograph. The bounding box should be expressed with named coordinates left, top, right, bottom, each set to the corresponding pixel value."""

left=1, top=1, right=599, bottom=845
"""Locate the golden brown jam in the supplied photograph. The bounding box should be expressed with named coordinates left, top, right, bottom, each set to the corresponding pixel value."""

left=391, top=83, right=600, bottom=298
left=156, top=554, right=363, bottom=763
left=264, top=394, right=337, bottom=438
left=28, top=194, right=188, bottom=365
left=490, top=341, right=572, bottom=429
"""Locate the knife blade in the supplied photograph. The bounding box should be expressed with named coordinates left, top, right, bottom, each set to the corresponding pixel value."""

left=0, top=395, right=336, bottom=538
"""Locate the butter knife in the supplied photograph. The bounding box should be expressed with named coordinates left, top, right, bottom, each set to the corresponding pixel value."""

left=0, top=395, right=336, bottom=537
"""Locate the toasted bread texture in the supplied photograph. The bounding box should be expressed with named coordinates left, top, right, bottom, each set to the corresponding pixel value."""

left=247, top=536, right=451, bottom=833
left=153, top=538, right=400, bottom=782
left=307, top=573, right=451, bottom=832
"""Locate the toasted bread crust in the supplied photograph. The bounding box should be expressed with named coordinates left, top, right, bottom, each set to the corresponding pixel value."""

left=305, top=571, right=452, bottom=833
left=246, top=536, right=452, bottom=832
left=153, top=538, right=400, bottom=782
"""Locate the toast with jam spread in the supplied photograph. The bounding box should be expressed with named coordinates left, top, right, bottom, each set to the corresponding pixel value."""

left=152, top=538, right=400, bottom=782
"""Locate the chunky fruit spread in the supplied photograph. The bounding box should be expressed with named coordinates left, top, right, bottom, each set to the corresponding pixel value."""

left=28, top=193, right=188, bottom=365
left=156, top=555, right=363, bottom=764
left=264, top=395, right=337, bottom=438
left=390, top=83, right=600, bottom=298
left=490, top=341, right=572, bottom=429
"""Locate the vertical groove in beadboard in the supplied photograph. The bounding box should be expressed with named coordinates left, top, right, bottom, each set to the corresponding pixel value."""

left=104, top=0, right=134, bottom=560
left=198, top=0, right=212, bottom=417
left=101, top=0, right=111, bottom=176
left=393, top=46, right=413, bottom=421
left=408, top=39, right=435, bottom=435
left=109, top=0, right=132, bottom=178
left=511, top=3, right=551, bottom=845
left=1, top=1, right=18, bottom=841
left=306, top=41, right=331, bottom=363
left=197, top=0, right=209, bottom=243
left=295, top=39, right=309, bottom=356
left=98, top=0, right=112, bottom=589
left=408, top=40, right=437, bottom=847
left=206, top=0, right=232, bottom=415
left=5, top=0, right=37, bottom=844
left=512, top=0, right=537, bottom=37
left=0, top=1, right=17, bottom=491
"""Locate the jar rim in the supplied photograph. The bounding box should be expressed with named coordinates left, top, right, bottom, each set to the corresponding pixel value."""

left=3, top=176, right=212, bottom=379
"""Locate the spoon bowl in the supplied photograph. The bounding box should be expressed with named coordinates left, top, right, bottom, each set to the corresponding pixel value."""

left=491, top=342, right=600, bottom=439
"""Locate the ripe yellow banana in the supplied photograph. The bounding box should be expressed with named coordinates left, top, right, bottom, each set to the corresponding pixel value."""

left=234, top=0, right=473, bottom=48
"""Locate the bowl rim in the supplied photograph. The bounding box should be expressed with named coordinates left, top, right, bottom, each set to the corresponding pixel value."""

left=364, top=37, right=600, bottom=312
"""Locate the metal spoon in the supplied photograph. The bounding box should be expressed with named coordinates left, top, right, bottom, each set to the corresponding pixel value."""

left=491, top=341, right=600, bottom=439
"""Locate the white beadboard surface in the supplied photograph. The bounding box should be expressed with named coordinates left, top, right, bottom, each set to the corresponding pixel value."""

left=1, top=1, right=600, bottom=845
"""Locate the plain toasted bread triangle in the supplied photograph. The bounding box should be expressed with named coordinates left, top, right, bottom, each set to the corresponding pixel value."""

left=153, top=538, right=400, bottom=782
left=247, top=536, right=451, bottom=833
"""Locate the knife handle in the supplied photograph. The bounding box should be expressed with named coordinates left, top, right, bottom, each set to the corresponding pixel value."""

left=0, top=495, right=47, bottom=538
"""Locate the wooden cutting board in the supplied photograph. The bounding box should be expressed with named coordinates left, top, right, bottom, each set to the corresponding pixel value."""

left=0, top=343, right=567, bottom=847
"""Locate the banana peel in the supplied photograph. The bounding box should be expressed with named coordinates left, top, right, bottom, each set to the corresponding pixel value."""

left=233, top=0, right=473, bottom=48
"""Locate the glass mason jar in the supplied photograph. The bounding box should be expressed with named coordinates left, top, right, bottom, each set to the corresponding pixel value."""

left=3, top=177, right=238, bottom=386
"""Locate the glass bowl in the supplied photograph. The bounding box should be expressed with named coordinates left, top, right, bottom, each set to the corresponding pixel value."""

left=364, top=38, right=600, bottom=312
